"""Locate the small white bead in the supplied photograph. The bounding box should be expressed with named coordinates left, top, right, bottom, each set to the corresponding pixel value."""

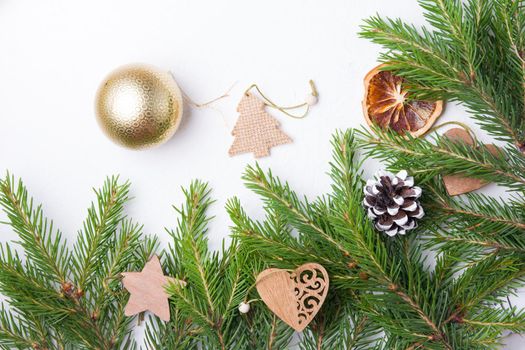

left=238, top=302, right=250, bottom=314
left=305, top=94, right=318, bottom=106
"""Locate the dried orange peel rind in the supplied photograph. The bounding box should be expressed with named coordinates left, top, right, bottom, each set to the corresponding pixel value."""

left=363, top=64, right=444, bottom=137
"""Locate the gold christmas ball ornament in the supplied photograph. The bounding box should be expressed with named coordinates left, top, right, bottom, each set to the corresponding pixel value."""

left=95, top=64, right=183, bottom=149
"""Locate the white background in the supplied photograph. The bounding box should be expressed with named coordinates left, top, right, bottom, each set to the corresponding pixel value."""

left=0, top=0, right=523, bottom=348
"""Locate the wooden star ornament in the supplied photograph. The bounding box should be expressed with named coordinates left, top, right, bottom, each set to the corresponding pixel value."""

left=122, top=255, right=185, bottom=321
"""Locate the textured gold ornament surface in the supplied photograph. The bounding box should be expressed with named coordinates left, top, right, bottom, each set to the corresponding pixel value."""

left=95, top=64, right=183, bottom=149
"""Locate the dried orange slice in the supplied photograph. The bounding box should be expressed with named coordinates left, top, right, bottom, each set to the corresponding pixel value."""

left=363, top=64, right=444, bottom=137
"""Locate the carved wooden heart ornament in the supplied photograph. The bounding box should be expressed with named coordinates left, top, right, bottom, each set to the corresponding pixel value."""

left=442, top=128, right=501, bottom=196
left=256, top=263, right=329, bottom=332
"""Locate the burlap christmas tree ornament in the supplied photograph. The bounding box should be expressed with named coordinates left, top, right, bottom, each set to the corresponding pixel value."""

left=229, top=93, right=292, bottom=158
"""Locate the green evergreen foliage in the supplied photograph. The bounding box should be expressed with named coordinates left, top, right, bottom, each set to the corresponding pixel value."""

left=1, top=1, right=525, bottom=349
left=233, top=130, right=525, bottom=349
left=358, top=3, right=525, bottom=333
left=360, top=0, right=525, bottom=146
left=0, top=175, right=155, bottom=349
left=145, top=181, right=294, bottom=350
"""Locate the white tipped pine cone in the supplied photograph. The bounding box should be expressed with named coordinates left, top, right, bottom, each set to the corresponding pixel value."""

left=363, top=170, right=424, bottom=237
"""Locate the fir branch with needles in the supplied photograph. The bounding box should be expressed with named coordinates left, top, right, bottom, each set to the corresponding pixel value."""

left=3, top=1, right=525, bottom=349
left=360, top=0, right=525, bottom=148
left=146, top=181, right=294, bottom=350
left=2, top=123, right=525, bottom=349
left=356, top=126, right=525, bottom=264
left=0, top=175, right=153, bottom=350
left=232, top=129, right=525, bottom=349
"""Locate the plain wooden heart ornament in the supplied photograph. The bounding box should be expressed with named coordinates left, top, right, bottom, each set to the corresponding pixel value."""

left=442, top=128, right=501, bottom=196
left=256, top=263, right=329, bottom=332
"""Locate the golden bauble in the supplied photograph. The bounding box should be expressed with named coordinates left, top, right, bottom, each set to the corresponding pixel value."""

left=95, top=64, right=183, bottom=149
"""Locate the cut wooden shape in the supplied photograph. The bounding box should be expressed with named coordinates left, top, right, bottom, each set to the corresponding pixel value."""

left=256, top=263, right=329, bottom=332
left=122, top=255, right=186, bottom=321
left=229, top=93, right=292, bottom=158
left=442, top=128, right=500, bottom=196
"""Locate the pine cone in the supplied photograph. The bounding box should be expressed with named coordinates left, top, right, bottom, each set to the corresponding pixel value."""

left=363, top=170, right=424, bottom=237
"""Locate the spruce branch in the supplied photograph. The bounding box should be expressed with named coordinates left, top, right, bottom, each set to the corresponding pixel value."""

left=0, top=244, right=74, bottom=322
left=0, top=306, right=50, bottom=350
left=357, top=128, right=525, bottom=190
left=237, top=131, right=455, bottom=348
left=462, top=307, right=525, bottom=333
left=357, top=128, right=525, bottom=260
left=227, top=197, right=346, bottom=276
left=452, top=254, right=525, bottom=312
left=242, top=164, right=354, bottom=263
left=96, top=220, right=144, bottom=300
left=235, top=129, right=525, bottom=348
left=144, top=308, right=200, bottom=350
left=166, top=182, right=222, bottom=329
left=360, top=0, right=525, bottom=145
left=0, top=174, right=69, bottom=284
left=434, top=193, right=525, bottom=232
left=300, top=299, right=379, bottom=350
left=159, top=181, right=283, bottom=350
left=328, top=134, right=443, bottom=339
left=0, top=174, right=147, bottom=349
left=72, top=176, right=130, bottom=292
left=425, top=190, right=525, bottom=258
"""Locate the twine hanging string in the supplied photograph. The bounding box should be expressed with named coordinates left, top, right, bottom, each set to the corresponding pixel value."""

left=183, top=84, right=236, bottom=129
left=181, top=82, right=237, bottom=109
left=170, top=69, right=318, bottom=126
left=245, top=80, right=318, bottom=119
left=169, top=73, right=318, bottom=136
left=169, top=71, right=236, bottom=128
